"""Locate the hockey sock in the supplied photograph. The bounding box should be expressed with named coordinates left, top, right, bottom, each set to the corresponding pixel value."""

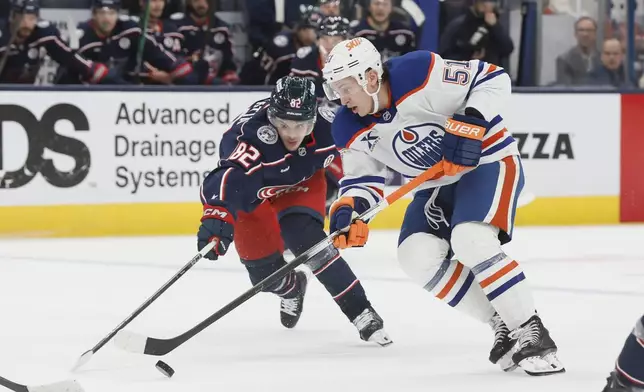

left=244, top=255, right=300, bottom=298
left=311, top=251, right=370, bottom=321
left=280, top=213, right=371, bottom=321
left=615, top=315, right=644, bottom=388
left=471, top=253, right=535, bottom=330
left=425, top=259, right=495, bottom=323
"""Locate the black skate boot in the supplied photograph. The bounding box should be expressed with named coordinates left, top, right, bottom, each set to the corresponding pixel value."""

left=352, top=307, right=393, bottom=347
left=488, top=312, right=518, bottom=372
left=280, top=270, right=309, bottom=328
left=510, top=315, right=565, bottom=376
left=603, top=371, right=644, bottom=392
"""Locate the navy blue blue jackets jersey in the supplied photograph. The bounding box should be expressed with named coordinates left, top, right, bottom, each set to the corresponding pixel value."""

left=200, top=99, right=340, bottom=217
left=290, top=44, right=324, bottom=98
left=0, top=19, right=98, bottom=83
left=240, top=31, right=297, bottom=85
left=352, top=19, right=416, bottom=62
left=145, top=19, right=183, bottom=56
left=69, top=16, right=191, bottom=84
left=171, top=12, right=238, bottom=80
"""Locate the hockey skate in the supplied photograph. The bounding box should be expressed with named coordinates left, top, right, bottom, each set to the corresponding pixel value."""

left=488, top=312, right=518, bottom=372
left=352, top=307, right=393, bottom=347
left=510, top=315, right=565, bottom=376
left=280, top=270, right=309, bottom=328
left=602, top=371, right=644, bottom=392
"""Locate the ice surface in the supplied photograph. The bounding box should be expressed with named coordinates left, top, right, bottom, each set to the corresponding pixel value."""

left=0, top=226, right=643, bottom=392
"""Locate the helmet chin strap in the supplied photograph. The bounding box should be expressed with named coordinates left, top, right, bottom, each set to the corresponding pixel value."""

left=366, top=79, right=383, bottom=115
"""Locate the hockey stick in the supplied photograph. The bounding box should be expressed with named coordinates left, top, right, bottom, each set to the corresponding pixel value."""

left=133, top=0, right=152, bottom=83
left=70, top=241, right=215, bottom=371
left=0, top=375, right=84, bottom=392
left=113, top=162, right=446, bottom=357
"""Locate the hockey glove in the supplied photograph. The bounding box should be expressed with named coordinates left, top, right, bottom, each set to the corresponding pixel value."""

left=441, top=113, right=488, bottom=176
left=329, top=196, right=370, bottom=249
left=197, top=205, right=235, bottom=260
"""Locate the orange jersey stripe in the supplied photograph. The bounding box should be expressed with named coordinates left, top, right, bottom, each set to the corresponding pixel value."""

left=490, top=156, right=517, bottom=232
left=482, top=128, right=507, bottom=149
left=480, top=260, right=518, bottom=288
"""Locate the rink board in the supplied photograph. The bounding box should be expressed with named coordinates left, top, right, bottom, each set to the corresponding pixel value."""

left=0, top=195, right=620, bottom=238
left=0, top=90, right=640, bottom=237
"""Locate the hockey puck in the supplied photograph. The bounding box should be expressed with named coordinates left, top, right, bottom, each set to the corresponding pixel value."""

left=155, top=360, right=175, bottom=378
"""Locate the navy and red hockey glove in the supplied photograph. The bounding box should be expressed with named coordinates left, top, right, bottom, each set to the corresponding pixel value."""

left=197, top=205, right=235, bottom=260
left=441, top=112, right=488, bottom=176
left=329, top=196, right=370, bottom=249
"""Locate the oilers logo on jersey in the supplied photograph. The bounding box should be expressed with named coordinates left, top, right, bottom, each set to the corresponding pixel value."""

left=392, top=125, right=444, bottom=171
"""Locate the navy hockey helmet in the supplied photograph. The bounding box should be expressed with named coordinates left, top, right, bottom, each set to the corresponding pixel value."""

left=12, top=0, right=40, bottom=14
left=93, top=0, right=121, bottom=10
left=318, top=16, right=350, bottom=37
left=268, top=76, right=318, bottom=129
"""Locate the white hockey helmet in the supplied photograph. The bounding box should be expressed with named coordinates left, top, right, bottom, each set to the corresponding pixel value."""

left=321, top=37, right=384, bottom=114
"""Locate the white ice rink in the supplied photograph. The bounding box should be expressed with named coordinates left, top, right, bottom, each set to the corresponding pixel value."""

left=1, top=225, right=643, bottom=392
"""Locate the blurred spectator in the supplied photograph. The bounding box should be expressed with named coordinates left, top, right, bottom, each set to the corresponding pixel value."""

left=245, top=0, right=317, bottom=50
left=171, top=0, right=239, bottom=84
left=290, top=15, right=349, bottom=98
left=138, top=0, right=184, bottom=84
left=57, top=0, right=194, bottom=84
left=352, top=0, right=415, bottom=62
left=587, top=38, right=633, bottom=88
left=0, top=0, right=107, bottom=84
left=239, top=5, right=320, bottom=85
left=554, top=16, right=600, bottom=86
left=439, top=0, right=513, bottom=65
left=320, top=0, right=340, bottom=16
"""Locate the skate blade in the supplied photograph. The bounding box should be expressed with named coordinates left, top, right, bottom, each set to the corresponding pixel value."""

left=368, top=330, right=393, bottom=347
left=518, top=352, right=566, bottom=376
left=497, top=352, right=518, bottom=372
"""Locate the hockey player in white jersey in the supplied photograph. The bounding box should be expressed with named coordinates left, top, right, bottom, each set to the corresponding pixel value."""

left=321, top=37, right=565, bottom=376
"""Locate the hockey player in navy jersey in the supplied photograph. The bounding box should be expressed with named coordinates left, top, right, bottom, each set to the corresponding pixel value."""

left=59, top=0, right=193, bottom=85
left=0, top=0, right=109, bottom=84
left=139, top=0, right=183, bottom=56
left=171, top=0, right=239, bottom=85
left=135, top=0, right=184, bottom=84
left=603, top=315, right=644, bottom=391
left=196, top=76, right=391, bottom=346
left=291, top=15, right=350, bottom=99
left=351, top=0, right=416, bottom=62
left=240, top=5, right=321, bottom=86
left=322, top=37, right=564, bottom=375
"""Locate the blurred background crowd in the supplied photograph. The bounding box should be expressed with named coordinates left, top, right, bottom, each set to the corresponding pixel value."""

left=0, top=0, right=642, bottom=88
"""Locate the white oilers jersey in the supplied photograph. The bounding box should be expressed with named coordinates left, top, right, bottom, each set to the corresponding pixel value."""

left=331, top=50, right=519, bottom=207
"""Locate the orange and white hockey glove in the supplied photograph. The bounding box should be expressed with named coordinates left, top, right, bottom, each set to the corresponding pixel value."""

left=329, top=196, right=370, bottom=249
left=441, top=112, right=488, bottom=176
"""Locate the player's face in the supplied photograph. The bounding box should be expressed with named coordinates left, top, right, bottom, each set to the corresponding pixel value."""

left=329, top=76, right=372, bottom=116
left=15, top=13, right=37, bottom=38
left=297, top=27, right=317, bottom=46
left=319, top=35, right=344, bottom=57
left=189, top=0, right=209, bottom=17
left=146, top=0, right=165, bottom=19
left=94, top=8, right=118, bottom=34
left=369, top=0, right=392, bottom=23
left=271, top=117, right=315, bottom=151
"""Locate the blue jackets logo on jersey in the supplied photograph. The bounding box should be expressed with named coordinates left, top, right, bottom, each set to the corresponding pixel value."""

left=392, top=124, right=444, bottom=170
